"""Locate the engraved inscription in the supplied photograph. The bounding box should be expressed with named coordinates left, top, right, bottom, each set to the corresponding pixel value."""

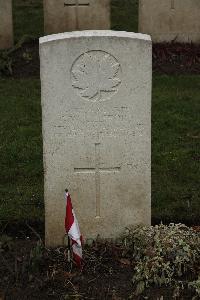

left=71, top=50, right=122, bottom=102
left=53, top=106, right=144, bottom=139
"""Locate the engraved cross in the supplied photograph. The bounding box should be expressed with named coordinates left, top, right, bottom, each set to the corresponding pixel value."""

left=74, top=143, right=121, bottom=218
left=64, top=0, right=90, bottom=30
left=64, top=0, right=90, bottom=7
left=171, top=0, right=175, bottom=9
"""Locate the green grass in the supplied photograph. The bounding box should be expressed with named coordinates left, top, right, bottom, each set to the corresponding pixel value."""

left=13, top=0, right=44, bottom=42
left=0, top=79, right=43, bottom=222
left=152, top=75, right=200, bottom=223
left=111, top=0, right=138, bottom=32
left=0, top=76, right=199, bottom=223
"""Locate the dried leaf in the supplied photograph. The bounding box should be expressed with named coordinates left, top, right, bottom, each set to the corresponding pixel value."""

left=119, top=258, right=131, bottom=266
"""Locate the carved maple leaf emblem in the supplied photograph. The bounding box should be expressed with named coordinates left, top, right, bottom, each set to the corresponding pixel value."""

left=71, top=52, right=121, bottom=101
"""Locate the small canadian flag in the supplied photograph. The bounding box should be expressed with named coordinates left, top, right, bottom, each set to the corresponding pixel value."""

left=65, top=190, right=83, bottom=267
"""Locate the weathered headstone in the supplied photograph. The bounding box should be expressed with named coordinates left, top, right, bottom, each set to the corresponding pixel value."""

left=0, top=0, right=13, bottom=49
left=43, top=0, right=110, bottom=34
left=40, top=31, right=152, bottom=247
left=139, top=0, right=200, bottom=43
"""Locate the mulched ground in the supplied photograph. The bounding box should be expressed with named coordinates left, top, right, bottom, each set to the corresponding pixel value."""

left=0, top=238, right=133, bottom=299
left=0, top=238, right=192, bottom=300
left=153, top=43, right=200, bottom=75
left=0, top=223, right=199, bottom=300
left=1, top=39, right=200, bottom=78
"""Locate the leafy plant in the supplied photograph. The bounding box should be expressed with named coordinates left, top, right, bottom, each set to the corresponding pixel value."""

left=122, top=224, right=200, bottom=296
left=189, top=275, right=200, bottom=300
left=22, top=50, right=33, bottom=62
left=0, top=234, right=13, bottom=252
left=0, top=50, right=13, bottom=76
left=0, top=35, right=35, bottom=76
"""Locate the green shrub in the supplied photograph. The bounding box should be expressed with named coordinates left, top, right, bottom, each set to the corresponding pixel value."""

left=122, top=223, right=200, bottom=296
left=0, top=50, right=13, bottom=76
left=0, top=35, right=35, bottom=76
left=189, top=276, right=200, bottom=300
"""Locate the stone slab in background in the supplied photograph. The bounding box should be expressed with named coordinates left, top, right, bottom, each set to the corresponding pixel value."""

left=139, top=0, right=200, bottom=43
left=40, top=31, right=152, bottom=247
left=0, top=0, right=13, bottom=49
left=43, top=0, right=110, bottom=34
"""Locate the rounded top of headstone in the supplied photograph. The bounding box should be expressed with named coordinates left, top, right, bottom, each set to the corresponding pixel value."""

left=39, top=30, right=151, bottom=45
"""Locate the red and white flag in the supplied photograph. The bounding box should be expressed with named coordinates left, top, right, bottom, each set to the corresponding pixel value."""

left=65, top=191, right=83, bottom=267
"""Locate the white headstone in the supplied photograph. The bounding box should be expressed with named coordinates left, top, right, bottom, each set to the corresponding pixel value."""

left=0, top=0, right=13, bottom=49
left=40, top=31, right=152, bottom=247
left=43, top=0, right=110, bottom=34
left=139, top=0, right=200, bottom=43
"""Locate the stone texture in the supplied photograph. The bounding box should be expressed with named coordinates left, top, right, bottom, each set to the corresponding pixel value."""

left=43, top=0, right=110, bottom=34
left=39, top=31, right=152, bottom=247
left=0, top=0, right=13, bottom=49
left=139, top=0, right=200, bottom=43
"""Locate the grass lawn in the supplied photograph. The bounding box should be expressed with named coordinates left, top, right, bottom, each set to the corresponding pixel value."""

left=13, top=0, right=44, bottom=42
left=0, top=76, right=199, bottom=223
left=152, top=76, right=200, bottom=223
left=0, top=79, right=43, bottom=222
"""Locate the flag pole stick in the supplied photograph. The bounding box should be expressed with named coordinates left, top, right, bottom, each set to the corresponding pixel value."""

left=67, top=236, right=71, bottom=263
left=65, top=188, right=71, bottom=263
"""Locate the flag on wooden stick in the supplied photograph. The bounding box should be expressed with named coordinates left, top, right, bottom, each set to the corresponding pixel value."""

left=65, top=190, right=83, bottom=267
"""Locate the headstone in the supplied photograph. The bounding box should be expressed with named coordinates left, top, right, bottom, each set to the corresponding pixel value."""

left=0, top=0, right=13, bottom=49
left=139, top=0, right=200, bottom=43
left=40, top=31, right=152, bottom=247
left=43, top=0, right=110, bottom=34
